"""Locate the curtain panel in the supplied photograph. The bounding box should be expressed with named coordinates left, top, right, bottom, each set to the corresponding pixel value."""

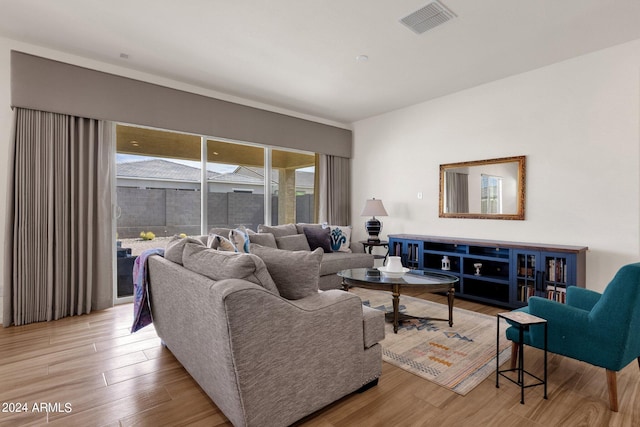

left=445, top=171, right=469, bottom=213
left=3, top=108, right=113, bottom=327
left=316, top=154, right=351, bottom=226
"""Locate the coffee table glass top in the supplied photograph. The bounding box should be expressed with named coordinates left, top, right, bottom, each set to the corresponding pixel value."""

left=338, top=268, right=458, bottom=286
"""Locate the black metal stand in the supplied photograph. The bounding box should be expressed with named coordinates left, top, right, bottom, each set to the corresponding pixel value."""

left=496, top=312, right=547, bottom=404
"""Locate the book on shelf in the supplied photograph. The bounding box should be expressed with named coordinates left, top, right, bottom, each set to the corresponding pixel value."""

left=548, top=258, right=567, bottom=283
left=519, top=284, right=536, bottom=302
left=546, top=285, right=566, bottom=303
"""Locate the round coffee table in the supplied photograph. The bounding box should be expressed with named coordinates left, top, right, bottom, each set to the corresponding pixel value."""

left=338, top=268, right=459, bottom=333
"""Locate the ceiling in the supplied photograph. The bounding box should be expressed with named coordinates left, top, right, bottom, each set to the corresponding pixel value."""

left=1, top=0, right=639, bottom=125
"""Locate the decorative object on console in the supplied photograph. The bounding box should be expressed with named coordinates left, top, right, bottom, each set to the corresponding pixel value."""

left=442, top=256, right=451, bottom=270
left=474, top=263, right=482, bottom=276
left=361, top=198, right=388, bottom=242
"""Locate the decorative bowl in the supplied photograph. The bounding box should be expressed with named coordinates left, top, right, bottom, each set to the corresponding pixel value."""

left=377, top=266, right=410, bottom=278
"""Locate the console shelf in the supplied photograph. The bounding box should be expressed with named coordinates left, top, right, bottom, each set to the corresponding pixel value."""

left=389, top=234, right=587, bottom=308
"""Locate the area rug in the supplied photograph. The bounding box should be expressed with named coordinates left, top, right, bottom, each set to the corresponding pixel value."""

left=352, top=287, right=511, bottom=395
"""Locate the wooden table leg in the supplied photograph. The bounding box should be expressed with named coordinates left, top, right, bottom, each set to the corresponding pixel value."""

left=392, top=284, right=400, bottom=333
left=447, top=286, right=455, bottom=327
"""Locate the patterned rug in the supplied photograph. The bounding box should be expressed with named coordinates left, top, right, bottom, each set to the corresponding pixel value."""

left=352, top=287, right=511, bottom=395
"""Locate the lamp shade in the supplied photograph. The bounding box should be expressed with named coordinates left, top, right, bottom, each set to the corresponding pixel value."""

left=360, top=198, right=388, bottom=217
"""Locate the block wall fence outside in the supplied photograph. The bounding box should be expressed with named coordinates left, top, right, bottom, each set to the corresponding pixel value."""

left=116, top=187, right=314, bottom=238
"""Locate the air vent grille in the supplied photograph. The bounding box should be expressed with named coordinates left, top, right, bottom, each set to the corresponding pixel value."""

left=400, top=1, right=456, bottom=35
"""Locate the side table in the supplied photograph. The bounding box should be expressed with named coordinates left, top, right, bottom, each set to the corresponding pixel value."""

left=496, top=311, right=547, bottom=404
left=360, top=240, right=389, bottom=265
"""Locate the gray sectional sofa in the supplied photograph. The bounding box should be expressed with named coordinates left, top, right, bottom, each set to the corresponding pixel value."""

left=147, top=236, right=385, bottom=427
left=211, top=223, right=376, bottom=290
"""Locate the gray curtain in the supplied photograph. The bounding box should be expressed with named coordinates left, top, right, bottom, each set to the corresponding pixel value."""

left=316, top=154, right=351, bottom=226
left=3, top=108, right=114, bottom=327
left=445, top=171, right=469, bottom=213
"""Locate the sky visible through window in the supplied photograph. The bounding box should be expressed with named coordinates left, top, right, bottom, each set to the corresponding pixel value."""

left=116, top=153, right=314, bottom=173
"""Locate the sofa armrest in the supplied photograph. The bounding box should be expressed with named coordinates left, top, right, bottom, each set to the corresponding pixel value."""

left=215, top=282, right=374, bottom=427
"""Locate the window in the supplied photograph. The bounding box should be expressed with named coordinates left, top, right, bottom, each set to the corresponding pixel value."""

left=481, top=174, right=503, bottom=214
left=115, top=124, right=316, bottom=240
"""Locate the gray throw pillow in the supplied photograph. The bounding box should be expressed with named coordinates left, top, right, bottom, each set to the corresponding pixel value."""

left=250, top=244, right=323, bottom=300
left=303, top=227, right=333, bottom=253
left=182, top=243, right=279, bottom=295
left=257, top=223, right=298, bottom=238
left=164, top=235, right=205, bottom=265
left=248, top=232, right=278, bottom=248
left=276, top=234, right=311, bottom=251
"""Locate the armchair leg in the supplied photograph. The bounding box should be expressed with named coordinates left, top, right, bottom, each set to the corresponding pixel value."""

left=606, top=369, right=619, bottom=412
left=510, top=342, right=519, bottom=370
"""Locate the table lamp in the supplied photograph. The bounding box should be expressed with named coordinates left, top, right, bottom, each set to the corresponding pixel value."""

left=361, top=198, right=388, bottom=242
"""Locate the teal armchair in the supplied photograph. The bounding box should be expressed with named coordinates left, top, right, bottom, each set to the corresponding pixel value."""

left=506, top=263, right=640, bottom=411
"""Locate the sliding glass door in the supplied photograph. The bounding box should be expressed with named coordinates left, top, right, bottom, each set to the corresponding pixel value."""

left=113, top=124, right=316, bottom=300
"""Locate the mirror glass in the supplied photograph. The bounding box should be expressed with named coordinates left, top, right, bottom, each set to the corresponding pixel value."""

left=439, top=156, right=526, bottom=220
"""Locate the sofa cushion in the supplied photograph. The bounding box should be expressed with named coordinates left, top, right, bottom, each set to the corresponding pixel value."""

left=165, top=235, right=206, bottom=265
left=257, top=223, right=298, bottom=238
left=248, top=232, right=278, bottom=248
left=250, top=244, right=323, bottom=300
left=276, top=234, right=311, bottom=251
left=182, top=243, right=279, bottom=295
left=303, top=227, right=333, bottom=253
left=326, top=225, right=352, bottom=253
left=319, top=252, right=375, bottom=276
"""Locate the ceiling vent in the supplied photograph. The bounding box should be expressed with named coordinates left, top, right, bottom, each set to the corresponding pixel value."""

left=400, top=1, right=457, bottom=35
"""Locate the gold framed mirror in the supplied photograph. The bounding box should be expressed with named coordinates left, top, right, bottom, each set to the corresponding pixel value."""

left=439, top=155, right=526, bottom=220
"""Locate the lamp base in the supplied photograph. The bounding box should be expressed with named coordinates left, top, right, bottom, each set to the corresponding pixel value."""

left=365, top=218, right=382, bottom=242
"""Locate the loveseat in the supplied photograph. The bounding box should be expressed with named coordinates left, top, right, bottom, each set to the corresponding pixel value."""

left=147, top=237, right=385, bottom=427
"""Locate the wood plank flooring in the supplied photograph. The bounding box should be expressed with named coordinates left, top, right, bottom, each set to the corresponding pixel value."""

left=1, top=290, right=638, bottom=426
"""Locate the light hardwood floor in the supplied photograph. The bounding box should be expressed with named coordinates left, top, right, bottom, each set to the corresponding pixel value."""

left=1, top=291, right=638, bottom=426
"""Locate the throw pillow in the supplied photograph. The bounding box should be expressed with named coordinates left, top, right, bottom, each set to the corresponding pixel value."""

left=182, top=243, right=279, bottom=295
left=250, top=244, right=323, bottom=299
left=257, top=223, right=298, bottom=238
left=207, top=233, right=236, bottom=252
left=229, top=227, right=250, bottom=253
left=276, top=234, right=311, bottom=251
left=248, top=232, right=278, bottom=248
left=165, top=235, right=205, bottom=265
left=303, top=226, right=333, bottom=253
left=325, top=225, right=352, bottom=253
left=208, top=227, right=232, bottom=236
left=295, top=223, right=323, bottom=234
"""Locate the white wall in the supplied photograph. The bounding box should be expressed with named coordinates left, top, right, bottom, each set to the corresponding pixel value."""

left=352, top=39, right=640, bottom=293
